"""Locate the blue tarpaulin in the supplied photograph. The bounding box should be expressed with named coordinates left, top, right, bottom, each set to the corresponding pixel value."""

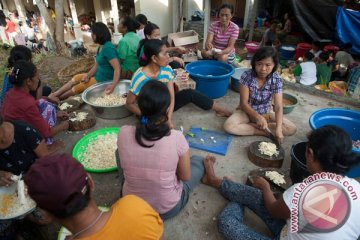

left=336, top=7, right=360, bottom=55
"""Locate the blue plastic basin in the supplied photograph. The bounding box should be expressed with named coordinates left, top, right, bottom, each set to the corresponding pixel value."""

left=309, top=108, right=360, bottom=177
left=280, top=45, right=296, bottom=60
left=230, top=68, right=249, bottom=92
left=185, top=60, right=234, bottom=99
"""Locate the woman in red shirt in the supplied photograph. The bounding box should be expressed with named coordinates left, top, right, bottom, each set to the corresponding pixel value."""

left=2, top=61, right=69, bottom=147
left=5, top=17, right=16, bottom=45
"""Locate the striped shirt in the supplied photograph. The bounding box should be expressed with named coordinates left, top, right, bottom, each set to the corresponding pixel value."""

left=239, top=69, right=283, bottom=115
left=209, top=21, right=239, bottom=54
left=129, top=66, right=174, bottom=95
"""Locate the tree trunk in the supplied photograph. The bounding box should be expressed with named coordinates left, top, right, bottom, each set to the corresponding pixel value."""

left=1, top=0, right=10, bottom=16
left=14, top=0, right=26, bottom=22
left=55, top=0, right=66, bottom=52
left=35, top=0, right=56, bottom=51
left=35, top=0, right=55, bottom=38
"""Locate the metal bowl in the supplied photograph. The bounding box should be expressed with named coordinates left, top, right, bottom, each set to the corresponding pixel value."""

left=82, top=80, right=132, bottom=119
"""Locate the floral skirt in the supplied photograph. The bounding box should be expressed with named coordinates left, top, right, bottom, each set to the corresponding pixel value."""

left=37, top=99, right=57, bottom=144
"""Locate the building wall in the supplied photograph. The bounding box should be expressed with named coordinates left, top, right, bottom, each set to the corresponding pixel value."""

left=134, top=0, right=173, bottom=37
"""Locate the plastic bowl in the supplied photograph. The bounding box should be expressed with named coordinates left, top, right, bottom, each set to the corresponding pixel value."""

left=309, top=108, right=360, bottom=154
left=185, top=60, right=234, bottom=99
left=245, top=41, right=260, bottom=53
left=72, top=127, right=120, bottom=173
left=283, top=93, right=298, bottom=114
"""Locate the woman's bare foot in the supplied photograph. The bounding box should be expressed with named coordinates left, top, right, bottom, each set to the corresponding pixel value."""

left=215, top=109, right=232, bottom=117
left=201, top=155, right=222, bottom=188
left=213, top=103, right=232, bottom=117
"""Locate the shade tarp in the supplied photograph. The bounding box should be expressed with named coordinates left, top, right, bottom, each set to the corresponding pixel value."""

left=291, top=0, right=339, bottom=41
left=336, top=7, right=360, bottom=55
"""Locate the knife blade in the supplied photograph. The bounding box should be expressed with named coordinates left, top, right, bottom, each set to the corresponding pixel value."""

left=265, top=127, right=280, bottom=147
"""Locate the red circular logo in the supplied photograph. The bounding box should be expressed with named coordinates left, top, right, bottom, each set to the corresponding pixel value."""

left=300, top=182, right=350, bottom=232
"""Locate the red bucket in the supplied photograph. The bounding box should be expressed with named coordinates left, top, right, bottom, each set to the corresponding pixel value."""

left=324, top=45, right=340, bottom=55
left=295, top=43, right=312, bottom=59
left=245, top=41, right=260, bottom=53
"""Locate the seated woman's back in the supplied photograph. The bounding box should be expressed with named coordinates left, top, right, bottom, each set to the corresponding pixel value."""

left=118, top=126, right=187, bottom=213
left=118, top=80, right=190, bottom=214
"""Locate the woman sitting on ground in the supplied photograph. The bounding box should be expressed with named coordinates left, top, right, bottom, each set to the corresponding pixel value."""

left=50, top=22, right=121, bottom=100
left=0, top=45, right=54, bottom=105
left=260, top=23, right=278, bottom=47
left=202, top=125, right=360, bottom=240
left=2, top=61, right=69, bottom=148
left=309, top=41, right=322, bottom=61
left=224, top=47, right=296, bottom=143
left=316, top=52, right=331, bottom=85
left=293, top=51, right=317, bottom=86
left=0, top=113, right=48, bottom=180
left=282, top=13, right=291, bottom=33
left=0, top=112, right=51, bottom=240
left=118, top=80, right=204, bottom=220
left=201, top=4, right=240, bottom=63
left=117, top=16, right=141, bottom=79
left=137, top=22, right=187, bottom=68
left=127, top=39, right=231, bottom=128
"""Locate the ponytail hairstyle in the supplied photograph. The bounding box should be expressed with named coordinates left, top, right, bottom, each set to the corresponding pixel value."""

left=137, top=22, right=160, bottom=59
left=138, top=39, right=165, bottom=67
left=135, top=14, right=148, bottom=27
left=8, top=45, right=32, bottom=68
left=135, top=80, right=171, bottom=148
left=9, top=60, right=37, bottom=87
left=307, top=125, right=360, bottom=175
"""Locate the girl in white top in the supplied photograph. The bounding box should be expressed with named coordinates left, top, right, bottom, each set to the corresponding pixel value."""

left=293, top=52, right=317, bottom=86
left=135, top=14, right=147, bottom=40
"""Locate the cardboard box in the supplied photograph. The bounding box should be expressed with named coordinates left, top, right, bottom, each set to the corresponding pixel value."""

left=174, top=77, right=196, bottom=92
left=167, top=30, right=199, bottom=50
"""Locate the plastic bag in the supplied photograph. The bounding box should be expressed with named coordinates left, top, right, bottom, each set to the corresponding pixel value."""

left=329, top=81, right=348, bottom=96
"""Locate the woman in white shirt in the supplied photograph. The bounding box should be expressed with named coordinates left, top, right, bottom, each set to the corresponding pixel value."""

left=135, top=14, right=148, bottom=40
left=202, top=125, right=360, bottom=240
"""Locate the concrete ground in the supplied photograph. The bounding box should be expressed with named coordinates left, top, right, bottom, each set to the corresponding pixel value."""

left=49, top=86, right=357, bottom=240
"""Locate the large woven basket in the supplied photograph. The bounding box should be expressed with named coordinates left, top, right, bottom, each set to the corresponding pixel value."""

left=57, top=57, right=95, bottom=84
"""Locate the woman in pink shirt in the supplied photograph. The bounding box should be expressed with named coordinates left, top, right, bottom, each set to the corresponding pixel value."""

left=201, top=4, right=240, bottom=63
left=117, top=80, right=205, bottom=220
